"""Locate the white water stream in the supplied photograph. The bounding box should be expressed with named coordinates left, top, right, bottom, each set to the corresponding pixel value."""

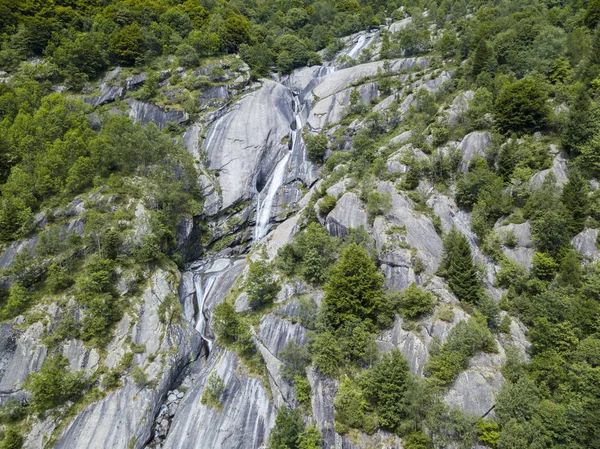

left=193, top=273, right=217, bottom=352
left=254, top=93, right=304, bottom=242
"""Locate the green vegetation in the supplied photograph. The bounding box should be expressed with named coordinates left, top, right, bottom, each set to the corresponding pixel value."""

left=268, top=407, right=322, bottom=449
left=26, top=355, right=84, bottom=415
left=201, top=373, right=225, bottom=412
left=425, top=316, right=496, bottom=387
left=245, top=260, right=280, bottom=309
left=323, top=244, right=385, bottom=328
left=438, top=229, right=481, bottom=304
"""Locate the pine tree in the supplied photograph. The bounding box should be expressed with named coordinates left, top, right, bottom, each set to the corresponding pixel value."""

left=561, top=168, right=589, bottom=235
left=438, top=229, right=481, bottom=303
left=324, top=244, right=384, bottom=328
left=472, top=39, right=491, bottom=77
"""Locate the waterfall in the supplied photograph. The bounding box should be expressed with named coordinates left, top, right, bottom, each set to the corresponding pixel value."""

left=193, top=273, right=215, bottom=352
left=254, top=151, right=291, bottom=242
left=254, top=93, right=305, bottom=242
left=347, top=34, right=367, bottom=59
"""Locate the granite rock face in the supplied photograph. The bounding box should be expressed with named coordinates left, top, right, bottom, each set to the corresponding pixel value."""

left=325, top=192, right=369, bottom=237
left=161, top=350, right=276, bottom=449
left=126, top=99, right=188, bottom=130
left=52, top=271, right=202, bottom=449
left=202, top=80, right=294, bottom=212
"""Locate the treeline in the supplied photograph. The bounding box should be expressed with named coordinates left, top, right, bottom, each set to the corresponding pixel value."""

left=0, top=0, right=402, bottom=85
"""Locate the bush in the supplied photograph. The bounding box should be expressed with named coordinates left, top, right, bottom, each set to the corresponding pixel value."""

left=245, top=260, right=280, bottom=309
left=201, top=372, right=225, bottom=411
left=305, top=133, right=328, bottom=164
left=425, top=316, right=496, bottom=386
left=318, top=195, right=337, bottom=216
left=398, top=284, right=436, bottom=319
left=0, top=428, right=22, bottom=449
left=367, top=191, right=392, bottom=219
left=494, top=78, right=550, bottom=134
left=27, top=355, right=84, bottom=414
left=131, top=366, right=148, bottom=387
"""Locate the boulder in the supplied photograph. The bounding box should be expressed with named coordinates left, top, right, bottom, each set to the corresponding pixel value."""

left=459, top=132, right=492, bottom=171
left=126, top=99, right=188, bottom=130
left=325, top=192, right=369, bottom=237
left=572, top=228, right=600, bottom=262
left=530, top=153, right=568, bottom=188
left=377, top=317, right=428, bottom=376
left=308, top=82, right=379, bottom=131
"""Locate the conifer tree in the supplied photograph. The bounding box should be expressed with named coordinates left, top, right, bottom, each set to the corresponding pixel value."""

left=323, top=243, right=384, bottom=328
left=472, top=39, right=491, bottom=77
left=561, top=167, right=589, bottom=234
left=438, top=229, right=481, bottom=303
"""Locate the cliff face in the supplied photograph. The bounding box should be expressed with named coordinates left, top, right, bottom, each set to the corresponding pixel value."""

left=1, top=20, right=543, bottom=449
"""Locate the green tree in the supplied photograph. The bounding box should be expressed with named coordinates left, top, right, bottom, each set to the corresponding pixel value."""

left=298, top=425, right=322, bottom=449
left=310, top=331, right=342, bottom=377
left=438, top=229, right=481, bottom=303
left=0, top=197, right=33, bottom=242
left=213, top=301, right=241, bottom=345
left=472, top=40, right=491, bottom=77
left=304, top=133, right=328, bottom=164
left=323, top=244, right=384, bottom=328
left=246, top=260, right=280, bottom=309
left=494, top=78, right=550, bottom=134
left=398, top=283, right=436, bottom=319
left=280, top=342, right=311, bottom=380
left=27, top=355, right=84, bottom=415
left=361, top=349, right=411, bottom=430
left=110, top=23, right=144, bottom=65
left=269, top=407, right=304, bottom=449
left=561, top=168, right=589, bottom=234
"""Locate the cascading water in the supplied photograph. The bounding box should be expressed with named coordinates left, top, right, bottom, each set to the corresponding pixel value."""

left=253, top=93, right=304, bottom=242
left=193, top=273, right=215, bottom=352
left=347, top=34, right=367, bottom=59
left=254, top=152, right=291, bottom=241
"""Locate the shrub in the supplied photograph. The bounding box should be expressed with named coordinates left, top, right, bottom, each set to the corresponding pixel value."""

left=201, top=373, right=225, bottom=411
left=294, top=375, right=312, bottom=408
left=425, top=316, right=496, bottom=386
left=398, top=283, right=436, bottom=319
left=245, top=260, right=280, bottom=309
left=0, top=428, right=22, bottom=449
left=318, top=195, right=337, bottom=216
left=366, top=191, right=392, bottom=219
left=131, top=366, right=149, bottom=387
left=494, top=78, right=550, bottom=134
left=27, top=355, right=84, bottom=414
left=305, top=133, right=328, bottom=163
